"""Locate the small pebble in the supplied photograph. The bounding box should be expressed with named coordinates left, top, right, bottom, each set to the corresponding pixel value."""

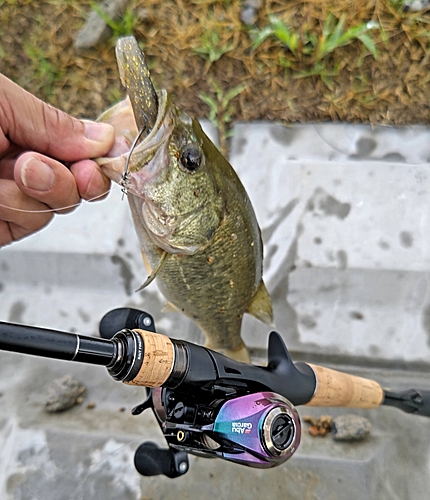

left=240, top=0, right=260, bottom=25
left=86, top=402, right=96, bottom=410
left=403, top=0, right=429, bottom=11
left=74, top=0, right=129, bottom=51
left=332, top=414, right=371, bottom=442
left=45, top=375, right=86, bottom=413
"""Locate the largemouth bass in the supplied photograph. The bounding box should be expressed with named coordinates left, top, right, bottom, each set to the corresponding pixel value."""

left=97, top=36, right=272, bottom=361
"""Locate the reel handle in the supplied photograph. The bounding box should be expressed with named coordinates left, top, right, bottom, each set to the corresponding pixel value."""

left=134, top=442, right=189, bottom=478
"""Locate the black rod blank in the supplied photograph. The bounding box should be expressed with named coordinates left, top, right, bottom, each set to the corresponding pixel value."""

left=0, top=321, right=115, bottom=366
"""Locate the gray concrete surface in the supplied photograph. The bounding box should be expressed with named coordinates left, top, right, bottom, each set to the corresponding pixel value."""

left=1, top=122, right=430, bottom=499
left=1, top=352, right=429, bottom=500
left=230, top=122, right=430, bottom=366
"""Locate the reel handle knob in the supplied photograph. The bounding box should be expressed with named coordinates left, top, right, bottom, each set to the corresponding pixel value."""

left=134, top=442, right=189, bottom=478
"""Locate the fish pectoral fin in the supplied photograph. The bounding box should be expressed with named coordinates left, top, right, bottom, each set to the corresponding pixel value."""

left=141, top=250, right=152, bottom=275
left=246, top=281, right=274, bottom=326
left=162, top=301, right=181, bottom=313
left=135, top=251, right=168, bottom=292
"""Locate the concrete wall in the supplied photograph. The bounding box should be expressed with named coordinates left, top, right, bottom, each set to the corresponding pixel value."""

left=230, top=123, right=430, bottom=368
left=3, top=122, right=430, bottom=368
left=2, top=122, right=430, bottom=499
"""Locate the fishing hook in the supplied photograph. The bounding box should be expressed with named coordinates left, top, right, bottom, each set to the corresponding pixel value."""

left=119, top=126, right=147, bottom=199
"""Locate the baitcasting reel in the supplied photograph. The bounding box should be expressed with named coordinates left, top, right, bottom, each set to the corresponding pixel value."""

left=132, top=389, right=301, bottom=476
left=1, top=307, right=430, bottom=479
left=100, top=307, right=301, bottom=475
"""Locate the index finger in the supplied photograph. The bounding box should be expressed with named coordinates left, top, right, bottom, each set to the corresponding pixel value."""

left=0, top=75, right=114, bottom=162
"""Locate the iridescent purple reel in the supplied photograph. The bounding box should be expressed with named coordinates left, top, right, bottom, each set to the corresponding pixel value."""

left=206, top=391, right=301, bottom=468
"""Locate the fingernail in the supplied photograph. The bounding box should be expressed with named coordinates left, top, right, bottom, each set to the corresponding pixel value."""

left=84, top=166, right=108, bottom=200
left=21, top=158, right=55, bottom=191
left=83, top=121, right=114, bottom=144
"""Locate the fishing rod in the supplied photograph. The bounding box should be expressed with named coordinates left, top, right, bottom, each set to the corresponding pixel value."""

left=0, top=307, right=429, bottom=478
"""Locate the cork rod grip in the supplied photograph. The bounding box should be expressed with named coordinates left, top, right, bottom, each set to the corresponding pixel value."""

left=305, top=364, right=384, bottom=409
left=125, top=329, right=175, bottom=387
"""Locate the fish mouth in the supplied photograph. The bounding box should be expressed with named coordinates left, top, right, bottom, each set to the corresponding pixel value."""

left=115, top=36, right=159, bottom=138
left=96, top=89, right=173, bottom=186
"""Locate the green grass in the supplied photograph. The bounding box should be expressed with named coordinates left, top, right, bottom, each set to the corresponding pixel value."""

left=251, top=15, right=300, bottom=55
left=23, top=44, right=64, bottom=98
left=2, top=0, right=429, bottom=126
left=193, top=30, right=235, bottom=64
left=91, top=2, right=139, bottom=38
left=199, top=80, right=246, bottom=155
left=252, top=13, right=379, bottom=68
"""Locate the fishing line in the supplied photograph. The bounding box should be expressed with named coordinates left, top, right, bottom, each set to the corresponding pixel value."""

left=312, top=123, right=356, bottom=156
left=0, top=125, right=148, bottom=215
left=119, top=126, right=146, bottom=198
left=20, top=483, right=44, bottom=500
left=0, top=185, right=123, bottom=214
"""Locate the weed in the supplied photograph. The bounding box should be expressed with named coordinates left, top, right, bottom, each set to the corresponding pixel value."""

left=314, top=14, right=379, bottom=61
left=107, top=86, right=123, bottom=105
left=91, top=3, right=139, bottom=38
left=251, top=14, right=379, bottom=73
left=199, top=80, right=246, bottom=155
left=294, top=62, right=340, bottom=88
left=355, top=94, right=378, bottom=106
left=23, top=44, right=64, bottom=98
left=194, top=31, right=235, bottom=63
left=251, top=14, right=300, bottom=55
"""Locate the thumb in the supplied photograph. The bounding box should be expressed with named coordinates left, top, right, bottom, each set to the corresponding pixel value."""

left=0, top=74, right=114, bottom=162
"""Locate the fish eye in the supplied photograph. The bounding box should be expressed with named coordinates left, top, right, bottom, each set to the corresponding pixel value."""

left=180, top=144, right=202, bottom=172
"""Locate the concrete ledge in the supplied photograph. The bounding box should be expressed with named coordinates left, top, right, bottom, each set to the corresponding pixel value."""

left=230, top=124, right=430, bottom=366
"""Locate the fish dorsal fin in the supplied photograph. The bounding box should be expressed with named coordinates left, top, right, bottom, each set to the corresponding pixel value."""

left=135, top=251, right=168, bottom=292
left=246, top=280, right=274, bottom=325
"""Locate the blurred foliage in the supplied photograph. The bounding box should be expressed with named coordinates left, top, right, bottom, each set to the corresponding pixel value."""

left=90, top=2, right=140, bottom=38
left=1, top=0, right=430, bottom=127
left=250, top=13, right=380, bottom=85
left=199, top=80, right=246, bottom=154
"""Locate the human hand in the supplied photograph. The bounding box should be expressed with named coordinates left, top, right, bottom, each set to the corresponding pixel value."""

left=0, top=74, right=115, bottom=247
